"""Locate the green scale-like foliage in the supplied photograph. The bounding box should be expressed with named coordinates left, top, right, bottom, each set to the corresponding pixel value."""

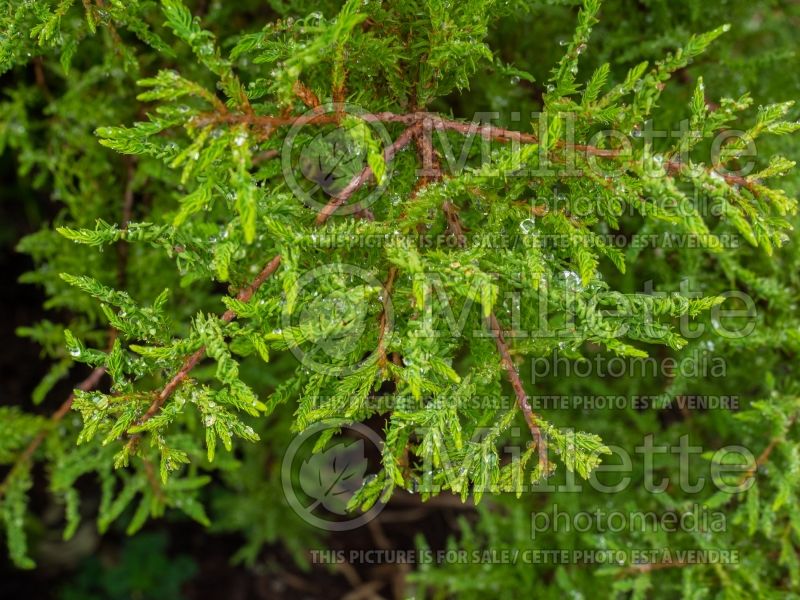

left=2, top=0, right=800, bottom=596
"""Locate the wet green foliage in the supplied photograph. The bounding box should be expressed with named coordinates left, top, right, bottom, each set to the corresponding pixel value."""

left=1, top=0, right=800, bottom=597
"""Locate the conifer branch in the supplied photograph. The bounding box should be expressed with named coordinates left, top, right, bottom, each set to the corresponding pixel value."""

left=487, top=314, right=544, bottom=451
left=415, top=116, right=443, bottom=181
left=414, top=128, right=544, bottom=457
left=116, top=157, right=137, bottom=290
left=7, top=0, right=800, bottom=580
left=252, top=149, right=279, bottom=164
left=197, top=109, right=760, bottom=195
left=738, top=412, right=799, bottom=486
left=32, top=57, right=52, bottom=101
left=316, top=122, right=422, bottom=224
left=292, top=80, right=321, bottom=109
left=141, top=457, right=165, bottom=501
left=136, top=254, right=283, bottom=425
left=136, top=124, right=419, bottom=426
left=0, top=363, right=107, bottom=499
left=376, top=266, right=397, bottom=370
left=0, top=155, right=139, bottom=498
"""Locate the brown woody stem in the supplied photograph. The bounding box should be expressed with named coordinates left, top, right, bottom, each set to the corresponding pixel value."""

left=136, top=254, right=283, bottom=426
left=0, top=363, right=107, bottom=498
left=487, top=313, right=544, bottom=452
left=316, top=123, right=422, bottom=224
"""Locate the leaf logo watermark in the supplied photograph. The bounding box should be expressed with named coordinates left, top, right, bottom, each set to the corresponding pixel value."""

left=282, top=421, right=388, bottom=531
left=281, top=103, right=394, bottom=216
left=299, top=439, right=367, bottom=515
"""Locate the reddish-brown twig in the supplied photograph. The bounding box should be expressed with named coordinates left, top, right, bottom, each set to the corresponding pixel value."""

left=135, top=122, right=423, bottom=425
left=196, top=109, right=759, bottom=194
left=135, top=124, right=421, bottom=425
left=316, top=123, right=422, bottom=224
left=136, top=254, right=283, bottom=425
left=127, top=104, right=760, bottom=439
left=0, top=364, right=107, bottom=498
left=117, top=157, right=137, bottom=290
left=135, top=124, right=420, bottom=425
left=737, top=412, right=798, bottom=486
left=487, top=313, right=544, bottom=451
left=0, top=154, right=141, bottom=496
left=415, top=115, right=442, bottom=180
left=615, top=559, right=692, bottom=577
left=292, top=80, right=321, bottom=109
left=410, top=122, right=544, bottom=457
